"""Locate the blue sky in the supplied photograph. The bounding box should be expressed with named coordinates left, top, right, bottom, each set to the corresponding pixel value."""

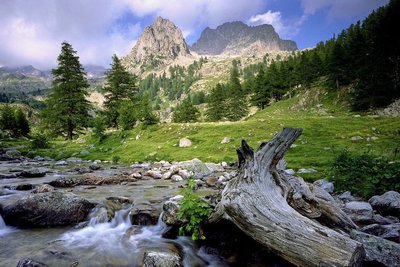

left=0, top=0, right=389, bottom=69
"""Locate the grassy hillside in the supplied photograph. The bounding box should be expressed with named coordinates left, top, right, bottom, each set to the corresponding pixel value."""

left=8, top=86, right=398, bottom=181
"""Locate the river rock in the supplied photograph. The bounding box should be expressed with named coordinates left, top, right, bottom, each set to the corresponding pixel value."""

left=169, top=165, right=179, bottom=174
left=32, top=184, right=55, bottom=193
left=171, top=175, right=183, bottom=182
left=337, top=191, right=355, bottom=203
left=15, top=184, right=34, bottom=191
left=1, top=191, right=94, bottom=227
left=350, top=230, right=400, bottom=267
left=162, top=171, right=173, bottom=180
left=206, top=176, right=218, bottom=187
left=55, top=160, right=68, bottom=166
left=297, top=168, right=318, bottom=173
left=16, top=258, right=48, bottom=267
left=49, top=177, right=83, bottom=187
left=179, top=138, right=192, bottom=148
left=131, top=172, right=142, bottom=179
left=178, top=158, right=212, bottom=179
left=162, top=195, right=183, bottom=225
left=144, top=170, right=163, bottom=179
left=89, top=164, right=102, bottom=171
left=360, top=223, right=400, bottom=243
left=205, top=163, right=224, bottom=172
left=0, top=173, right=18, bottom=179
left=369, top=191, right=400, bottom=217
left=177, top=170, right=190, bottom=179
left=130, top=203, right=160, bottom=226
left=142, top=250, right=182, bottom=267
left=313, top=179, right=334, bottom=194
left=19, top=168, right=47, bottom=178
left=344, top=201, right=374, bottom=224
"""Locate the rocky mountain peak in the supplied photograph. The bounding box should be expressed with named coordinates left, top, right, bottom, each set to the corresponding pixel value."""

left=191, top=21, right=297, bottom=56
left=122, top=16, right=191, bottom=73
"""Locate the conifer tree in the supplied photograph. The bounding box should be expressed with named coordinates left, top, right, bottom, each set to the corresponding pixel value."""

left=206, top=83, right=226, bottom=121
left=173, top=98, right=199, bottom=123
left=104, top=55, right=138, bottom=128
left=42, top=42, right=91, bottom=140
left=226, top=60, right=248, bottom=121
left=14, top=108, right=30, bottom=136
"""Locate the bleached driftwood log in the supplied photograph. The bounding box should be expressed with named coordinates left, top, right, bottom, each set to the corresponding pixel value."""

left=211, top=128, right=364, bottom=267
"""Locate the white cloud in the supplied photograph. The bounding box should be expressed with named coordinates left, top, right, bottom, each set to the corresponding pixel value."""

left=248, top=11, right=307, bottom=39
left=0, top=0, right=268, bottom=69
left=0, top=0, right=138, bottom=69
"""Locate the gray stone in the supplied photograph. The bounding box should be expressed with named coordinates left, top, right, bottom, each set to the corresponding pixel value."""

left=55, top=160, right=68, bottom=166
left=205, top=163, right=224, bottom=172
left=1, top=191, right=94, bottom=227
left=297, top=168, right=318, bottom=173
left=177, top=170, right=191, bottom=179
left=19, top=168, right=47, bottom=178
left=17, top=258, right=48, bottom=267
left=131, top=172, right=142, bottom=179
left=89, top=164, right=101, bottom=171
left=313, top=179, right=334, bottom=194
left=143, top=250, right=182, bottom=267
left=32, top=184, right=55, bottom=194
left=350, top=230, right=400, bottom=267
left=369, top=191, right=400, bottom=217
left=179, top=138, right=192, bottom=148
left=338, top=191, right=355, bottom=202
left=360, top=223, right=400, bottom=243
left=171, top=175, right=183, bottom=182
left=284, top=169, right=295, bottom=175
left=162, top=171, right=173, bottom=180
left=144, top=170, right=163, bottom=179
left=344, top=201, right=374, bottom=224
left=178, top=158, right=212, bottom=179
left=162, top=196, right=183, bottom=225
left=350, top=136, right=363, bottom=141
left=130, top=203, right=160, bottom=226
left=221, top=137, right=230, bottom=144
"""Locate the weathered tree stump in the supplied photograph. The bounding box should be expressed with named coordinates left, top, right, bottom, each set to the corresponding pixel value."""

left=211, top=128, right=364, bottom=267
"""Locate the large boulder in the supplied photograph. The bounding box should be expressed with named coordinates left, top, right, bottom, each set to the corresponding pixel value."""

left=19, top=168, right=48, bottom=178
left=142, top=250, right=182, bottom=267
left=344, top=201, right=374, bottom=224
left=369, top=191, right=400, bottom=217
left=350, top=230, right=400, bottom=267
left=178, top=158, right=212, bottom=179
left=162, top=195, right=183, bottom=225
left=130, top=203, right=160, bottom=226
left=360, top=223, right=400, bottom=243
left=1, top=191, right=94, bottom=227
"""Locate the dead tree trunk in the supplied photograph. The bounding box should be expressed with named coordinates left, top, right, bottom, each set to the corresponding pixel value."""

left=211, top=128, right=364, bottom=267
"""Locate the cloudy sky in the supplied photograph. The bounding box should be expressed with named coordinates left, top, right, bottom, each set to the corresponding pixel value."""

left=0, top=0, right=389, bottom=69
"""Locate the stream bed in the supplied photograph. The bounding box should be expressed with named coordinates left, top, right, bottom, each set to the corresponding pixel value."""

left=0, top=158, right=226, bottom=267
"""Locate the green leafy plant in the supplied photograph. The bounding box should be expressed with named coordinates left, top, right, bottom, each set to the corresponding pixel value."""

left=330, top=149, right=400, bottom=198
left=30, top=133, right=49, bottom=149
left=178, top=179, right=212, bottom=240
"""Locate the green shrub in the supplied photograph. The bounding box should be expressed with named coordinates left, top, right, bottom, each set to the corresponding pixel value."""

left=112, top=155, right=120, bottom=164
left=178, top=179, right=212, bottom=240
left=30, top=133, right=50, bottom=149
left=92, top=115, right=106, bottom=140
left=330, top=149, right=400, bottom=198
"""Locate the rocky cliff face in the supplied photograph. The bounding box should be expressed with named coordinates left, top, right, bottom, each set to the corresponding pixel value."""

left=122, top=17, right=191, bottom=73
left=191, top=21, right=297, bottom=56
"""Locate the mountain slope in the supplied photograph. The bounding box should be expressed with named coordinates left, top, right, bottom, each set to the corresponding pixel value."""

left=191, top=21, right=297, bottom=56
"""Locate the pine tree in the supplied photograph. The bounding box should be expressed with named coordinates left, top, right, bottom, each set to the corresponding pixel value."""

left=251, top=66, right=269, bottom=109
left=42, top=42, right=91, bottom=140
left=0, top=105, right=16, bottom=134
left=173, top=98, right=199, bottom=123
left=104, top=54, right=138, bottom=128
left=137, top=93, right=158, bottom=126
left=226, top=60, right=248, bottom=121
left=206, top=83, right=226, bottom=121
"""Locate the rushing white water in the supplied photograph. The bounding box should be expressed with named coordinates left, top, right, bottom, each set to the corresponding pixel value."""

left=0, top=214, right=16, bottom=236
left=60, top=207, right=228, bottom=267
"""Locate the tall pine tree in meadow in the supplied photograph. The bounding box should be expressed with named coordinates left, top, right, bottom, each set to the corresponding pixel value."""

left=206, top=83, right=226, bottom=121
left=104, top=55, right=138, bottom=128
left=226, top=60, right=248, bottom=121
left=42, top=42, right=91, bottom=140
